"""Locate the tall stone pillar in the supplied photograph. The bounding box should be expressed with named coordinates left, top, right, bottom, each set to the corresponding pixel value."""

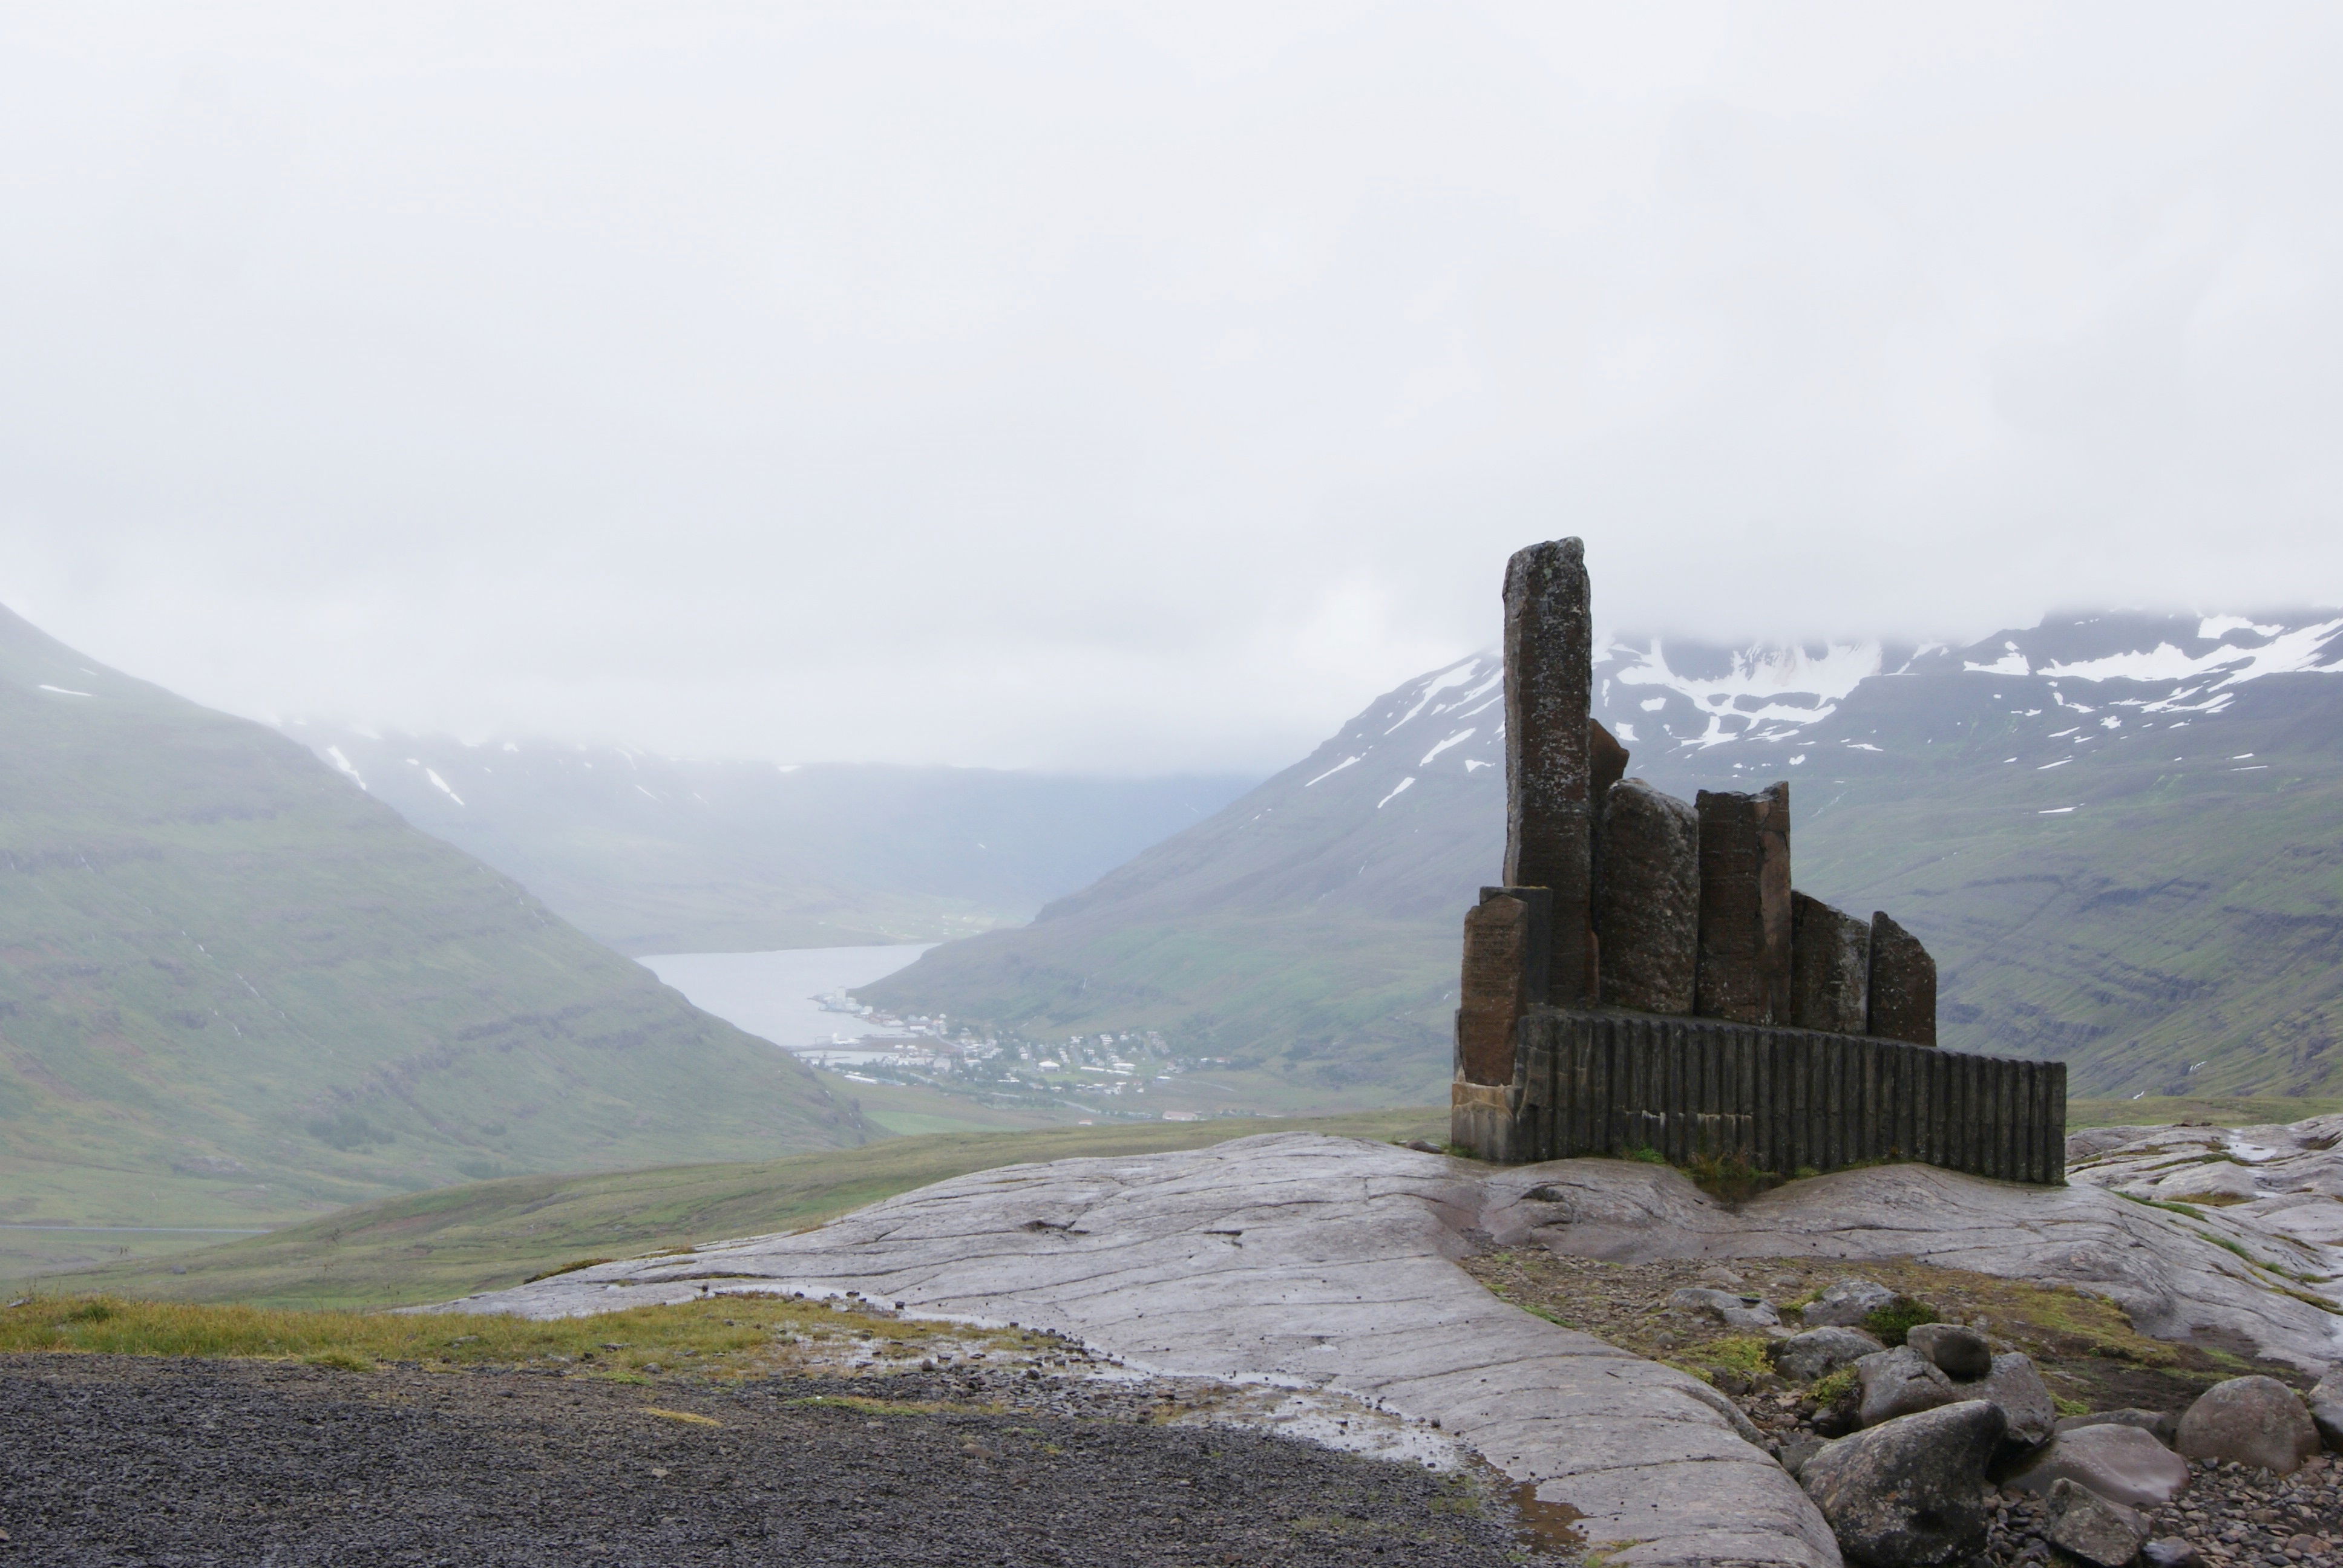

left=1867, top=912, right=1938, bottom=1046
left=1455, top=887, right=1552, bottom=1085
left=1502, top=539, right=1592, bottom=1003
left=1694, top=782, right=1792, bottom=1024
left=1790, top=892, right=1870, bottom=1035
left=1596, top=779, right=1699, bottom=1014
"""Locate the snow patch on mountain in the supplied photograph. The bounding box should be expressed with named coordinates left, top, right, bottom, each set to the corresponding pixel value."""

left=2037, top=619, right=2343, bottom=687
left=1306, top=755, right=1361, bottom=787
left=323, top=745, right=367, bottom=791
left=1595, top=638, right=1884, bottom=749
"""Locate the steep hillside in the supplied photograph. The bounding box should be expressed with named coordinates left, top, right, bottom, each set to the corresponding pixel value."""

left=862, top=612, right=2343, bottom=1101
left=0, top=607, right=866, bottom=1233
left=286, top=725, right=1253, bottom=953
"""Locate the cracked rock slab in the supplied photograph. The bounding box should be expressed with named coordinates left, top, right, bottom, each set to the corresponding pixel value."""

left=437, top=1134, right=1840, bottom=1568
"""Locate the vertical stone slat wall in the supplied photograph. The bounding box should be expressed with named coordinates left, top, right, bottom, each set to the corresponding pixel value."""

left=1503, top=1008, right=2065, bottom=1183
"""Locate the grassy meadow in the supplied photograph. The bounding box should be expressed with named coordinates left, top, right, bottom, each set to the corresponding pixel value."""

left=23, top=1109, right=1445, bottom=1310
left=0, top=1291, right=1041, bottom=1385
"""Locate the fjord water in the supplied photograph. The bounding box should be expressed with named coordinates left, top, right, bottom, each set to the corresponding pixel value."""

left=639, top=945, right=937, bottom=1048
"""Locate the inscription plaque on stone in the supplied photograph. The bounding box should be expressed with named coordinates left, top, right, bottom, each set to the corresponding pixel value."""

left=1596, top=779, right=1699, bottom=1014
left=1694, top=782, right=1792, bottom=1024
left=1790, top=891, right=1871, bottom=1035
left=1456, top=887, right=1552, bottom=1085
left=1502, top=540, right=1591, bottom=1003
left=1867, top=911, right=1938, bottom=1046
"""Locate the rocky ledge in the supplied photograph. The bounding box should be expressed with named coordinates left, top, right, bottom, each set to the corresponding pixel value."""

left=438, top=1126, right=2343, bottom=1568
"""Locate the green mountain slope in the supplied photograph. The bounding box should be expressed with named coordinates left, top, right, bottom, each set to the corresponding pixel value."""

left=0, top=607, right=867, bottom=1233
left=287, top=725, right=1255, bottom=954
left=32, top=1109, right=1444, bottom=1308
left=863, top=615, right=2343, bottom=1102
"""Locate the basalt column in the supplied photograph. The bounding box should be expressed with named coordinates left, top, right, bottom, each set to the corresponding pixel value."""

left=1867, top=912, right=1938, bottom=1046
left=1694, top=782, right=1792, bottom=1024
left=1502, top=539, right=1593, bottom=1002
left=1789, top=892, right=1870, bottom=1035
left=1456, top=887, right=1553, bottom=1085
left=1596, top=779, right=1699, bottom=1014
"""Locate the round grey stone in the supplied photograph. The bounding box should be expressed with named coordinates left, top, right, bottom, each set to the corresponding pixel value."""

left=1804, top=1278, right=1898, bottom=1328
left=1771, top=1326, right=1885, bottom=1383
left=2177, top=1376, right=2319, bottom=1476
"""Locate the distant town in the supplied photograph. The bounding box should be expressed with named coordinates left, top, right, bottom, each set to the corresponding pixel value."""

left=804, top=990, right=1231, bottom=1121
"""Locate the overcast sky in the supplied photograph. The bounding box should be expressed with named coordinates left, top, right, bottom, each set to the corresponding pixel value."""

left=4, top=3, right=2339, bottom=773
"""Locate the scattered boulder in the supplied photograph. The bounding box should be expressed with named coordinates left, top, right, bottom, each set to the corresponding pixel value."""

left=2005, top=1424, right=2194, bottom=1510
left=1803, top=1278, right=1898, bottom=1328
left=2045, top=1475, right=2151, bottom=1568
left=1778, top=1432, right=1826, bottom=1478
left=2175, top=1375, right=2319, bottom=1475
left=2141, top=1540, right=2206, bottom=1568
left=2309, top=1368, right=2343, bottom=1452
left=1771, top=1326, right=1884, bottom=1383
left=2057, top=1408, right=2180, bottom=1448
left=1906, top=1323, right=1992, bottom=1382
left=1856, top=1347, right=1958, bottom=1428
left=1799, top=1399, right=2006, bottom=1567
left=1972, top=1353, right=2057, bottom=1452
left=1666, top=1287, right=1780, bottom=1330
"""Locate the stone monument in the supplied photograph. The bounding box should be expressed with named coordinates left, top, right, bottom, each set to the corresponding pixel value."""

left=1451, top=538, right=2063, bottom=1183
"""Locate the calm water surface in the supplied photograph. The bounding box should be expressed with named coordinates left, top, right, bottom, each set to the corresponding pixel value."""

left=638, top=944, right=936, bottom=1048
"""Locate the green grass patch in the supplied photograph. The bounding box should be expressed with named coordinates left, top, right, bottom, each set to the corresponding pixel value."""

left=0, top=1292, right=1026, bottom=1377
left=1671, top=1333, right=1774, bottom=1382
left=1860, top=1296, right=1941, bottom=1347
left=1681, top=1150, right=1786, bottom=1206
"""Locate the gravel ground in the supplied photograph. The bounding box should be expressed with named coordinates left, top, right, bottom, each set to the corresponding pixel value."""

left=1976, top=1457, right=2343, bottom=1568
left=0, top=1354, right=1548, bottom=1567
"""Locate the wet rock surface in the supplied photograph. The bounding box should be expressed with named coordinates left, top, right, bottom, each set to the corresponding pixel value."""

left=0, top=1354, right=1549, bottom=1567
left=2008, top=1423, right=2194, bottom=1511
left=1800, top=1400, right=2006, bottom=1567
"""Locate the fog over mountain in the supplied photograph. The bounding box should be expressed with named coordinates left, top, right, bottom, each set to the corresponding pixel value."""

left=864, top=609, right=2343, bottom=1102
left=5, top=5, right=2342, bottom=774
left=280, top=724, right=1255, bottom=953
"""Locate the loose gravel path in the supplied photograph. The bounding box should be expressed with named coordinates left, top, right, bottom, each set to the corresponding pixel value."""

left=0, top=1354, right=1541, bottom=1567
